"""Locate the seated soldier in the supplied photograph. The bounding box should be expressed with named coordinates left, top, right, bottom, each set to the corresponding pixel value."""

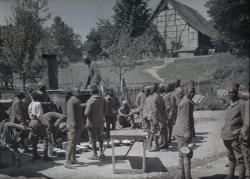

left=28, top=91, right=52, bottom=161
left=0, top=119, right=30, bottom=167
left=118, top=101, right=135, bottom=128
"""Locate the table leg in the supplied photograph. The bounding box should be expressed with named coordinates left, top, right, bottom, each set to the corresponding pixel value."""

left=142, top=140, right=146, bottom=172
left=112, top=139, right=115, bottom=173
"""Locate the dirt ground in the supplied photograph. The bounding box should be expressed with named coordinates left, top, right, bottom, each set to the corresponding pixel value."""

left=0, top=110, right=245, bottom=179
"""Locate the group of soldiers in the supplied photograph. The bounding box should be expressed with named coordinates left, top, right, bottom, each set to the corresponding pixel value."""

left=0, top=54, right=249, bottom=179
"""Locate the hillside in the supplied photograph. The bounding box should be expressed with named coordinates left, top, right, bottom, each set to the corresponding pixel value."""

left=158, top=54, right=249, bottom=90
left=58, top=60, right=164, bottom=88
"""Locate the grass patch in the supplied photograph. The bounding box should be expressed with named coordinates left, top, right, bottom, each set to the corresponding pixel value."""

left=58, top=60, right=164, bottom=88
left=158, top=54, right=249, bottom=90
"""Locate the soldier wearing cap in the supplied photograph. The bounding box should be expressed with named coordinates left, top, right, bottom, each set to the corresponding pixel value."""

left=165, top=81, right=177, bottom=145
left=84, top=84, right=107, bottom=160
left=83, top=55, right=102, bottom=88
left=105, top=88, right=119, bottom=137
left=142, top=86, right=153, bottom=137
left=173, top=80, right=196, bottom=179
left=64, top=88, right=84, bottom=169
left=220, top=82, right=246, bottom=179
left=148, top=83, right=165, bottom=152
left=158, top=83, right=169, bottom=149
left=135, top=86, right=146, bottom=119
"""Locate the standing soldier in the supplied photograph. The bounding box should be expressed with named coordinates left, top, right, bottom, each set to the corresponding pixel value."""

left=221, top=82, right=246, bottom=179
left=142, top=86, right=152, bottom=137
left=148, top=83, right=165, bottom=152
left=174, top=79, right=183, bottom=105
left=64, top=89, right=84, bottom=169
left=173, top=80, right=196, bottom=179
left=135, top=86, right=146, bottom=119
left=166, top=81, right=177, bottom=145
left=159, top=84, right=169, bottom=149
left=241, top=80, right=250, bottom=178
left=83, top=55, right=102, bottom=88
left=85, top=84, right=107, bottom=160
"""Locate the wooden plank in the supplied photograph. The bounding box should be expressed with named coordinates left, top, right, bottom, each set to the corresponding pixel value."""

left=113, top=169, right=144, bottom=174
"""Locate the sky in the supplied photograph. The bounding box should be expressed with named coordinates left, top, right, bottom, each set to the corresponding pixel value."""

left=0, top=0, right=209, bottom=42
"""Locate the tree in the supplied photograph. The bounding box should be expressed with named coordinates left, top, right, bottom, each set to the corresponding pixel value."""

left=1, top=0, right=50, bottom=89
left=205, top=0, right=249, bottom=52
left=50, top=16, right=84, bottom=64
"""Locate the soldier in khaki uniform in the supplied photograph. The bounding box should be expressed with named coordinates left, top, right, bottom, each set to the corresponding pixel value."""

left=148, top=83, right=165, bottom=152
left=221, top=82, right=246, bottom=179
left=142, top=86, right=152, bottom=137
left=159, top=84, right=169, bottom=149
left=64, top=89, right=84, bottom=169
left=166, top=81, right=177, bottom=144
left=173, top=80, right=196, bottom=179
left=83, top=56, right=102, bottom=88
left=241, top=81, right=250, bottom=178
left=135, top=86, right=146, bottom=119
left=85, top=84, right=107, bottom=160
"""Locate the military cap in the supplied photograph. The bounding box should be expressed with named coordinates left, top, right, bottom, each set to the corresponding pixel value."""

left=186, top=80, right=195, bottom=88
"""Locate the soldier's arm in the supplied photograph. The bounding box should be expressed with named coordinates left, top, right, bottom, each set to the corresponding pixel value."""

left=54, top=113, right=66, bottom=128
left=84, top=100, right=93, bottom=117
left=182, top=102, right=191, bottom=140
left=241, top=101, right=249, bottom=140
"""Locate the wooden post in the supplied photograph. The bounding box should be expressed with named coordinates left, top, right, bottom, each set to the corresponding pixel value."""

left=42, top=54, right=58, bottom=89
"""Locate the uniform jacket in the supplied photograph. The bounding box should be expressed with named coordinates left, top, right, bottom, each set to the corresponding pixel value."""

left=84, top=94, right=107, bottom=128
left=221, top=99, right=245, bottom=140
left=10, top=98, right=28, bottom=124
left=67, top=96, right=84, bottom=129
left=135, top=92, right=146, bottom=111
left=142, top=95, right=152, bottom=120
left=241, top=99, right=249, bottom=141
left=173, top=96, right=195, bottom=139
left=149, top=92, right=165, bottom=123
left=88, top=61, right=102, bottom=86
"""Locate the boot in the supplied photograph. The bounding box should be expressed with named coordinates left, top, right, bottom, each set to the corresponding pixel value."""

left=224, top=161, right=236, bottom=179
left=147, top=134, right=154, bottom=149
left=238, top=164, right=246, bottom=179
left=183, top=157, right=192, bottom=179
left=149, top=135, right=160, bottom=152
left=89, top=142, right=98, bottom=160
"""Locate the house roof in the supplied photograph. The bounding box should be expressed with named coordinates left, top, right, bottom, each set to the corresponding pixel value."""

left=150, top=0, right=218, bottom=39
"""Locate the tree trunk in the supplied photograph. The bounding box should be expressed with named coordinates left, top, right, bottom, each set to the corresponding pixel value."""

left=22, top=73, right=26, bottom=90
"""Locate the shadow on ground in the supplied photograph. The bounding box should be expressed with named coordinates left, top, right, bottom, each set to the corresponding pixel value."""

left=0, top=158, right=62, bottom=179
left=199, top=174, right=227, bottom=179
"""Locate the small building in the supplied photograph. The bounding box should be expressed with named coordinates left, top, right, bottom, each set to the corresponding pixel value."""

left=150, top=0, right=218, bottom=57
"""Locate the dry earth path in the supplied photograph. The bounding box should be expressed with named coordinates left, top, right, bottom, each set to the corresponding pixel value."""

left=144, top=58, right=175, bottom=82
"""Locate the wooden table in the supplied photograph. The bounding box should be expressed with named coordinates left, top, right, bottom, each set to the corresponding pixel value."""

left=110, top=129, right=147, bottom=174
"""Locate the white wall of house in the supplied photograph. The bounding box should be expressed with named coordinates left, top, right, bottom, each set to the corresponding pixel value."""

left=153, top=4, right=198, bottom=52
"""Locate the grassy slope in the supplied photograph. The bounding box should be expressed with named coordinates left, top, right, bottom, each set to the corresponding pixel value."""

left=158, top=54, right=249, bottom=90
left=58, top=60, right=164, bottom=88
